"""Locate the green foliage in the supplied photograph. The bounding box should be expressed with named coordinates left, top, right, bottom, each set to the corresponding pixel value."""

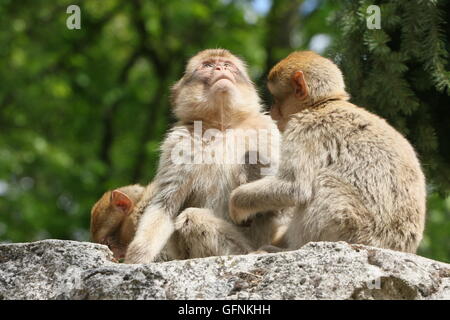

left=419, top=194, right=450, bottom=263
left=0, top=0, right=448, bottom=262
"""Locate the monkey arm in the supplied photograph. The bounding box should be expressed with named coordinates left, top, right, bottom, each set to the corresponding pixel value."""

left=230, top=118, right=328, bottom=225
left=125, top=206, right=175, bottom=264
left=125, top=129, right=194, bottom=264
left=125, top=173, right=193, bottom=264
left=229, top=176, right=297, bottom=225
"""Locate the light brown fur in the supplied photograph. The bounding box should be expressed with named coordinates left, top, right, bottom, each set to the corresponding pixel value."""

left=90, top=184, right=253, bottom=261
left=230, top=51, right=426, bottom=253
left=90, top=184, right=151, bottom=260
left=125, top=49, right=282, bottom=263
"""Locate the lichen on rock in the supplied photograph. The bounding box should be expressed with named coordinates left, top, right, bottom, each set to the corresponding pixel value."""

left=0, top=240, right=449, bottom=300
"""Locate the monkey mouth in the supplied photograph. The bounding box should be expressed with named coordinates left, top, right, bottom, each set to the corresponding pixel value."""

left=212, top=75, right=234, bottom=84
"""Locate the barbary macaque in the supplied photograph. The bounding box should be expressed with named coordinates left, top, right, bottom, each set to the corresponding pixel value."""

left=229, top=51, right=426, bottom=253
left=90, top=184, right=153, bottom=260
left=90, top=184, right=253, bottom=261
left=125, top=49, right=281, bottom=263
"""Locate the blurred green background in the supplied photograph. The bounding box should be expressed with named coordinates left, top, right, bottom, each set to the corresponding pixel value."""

left=0, top=0, right=449, bottom=262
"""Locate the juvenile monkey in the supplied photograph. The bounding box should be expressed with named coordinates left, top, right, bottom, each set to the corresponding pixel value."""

left=230, top=51, right=426, bottom=253
left=90, top=184, right=253, bottom=261
left=125, top=49, right=280, bottom=263
left=90, top=184, right=154, bottom=260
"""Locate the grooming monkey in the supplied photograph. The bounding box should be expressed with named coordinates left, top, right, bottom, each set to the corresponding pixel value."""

left=90, top=184, right=252, bottom=261
left=230, top=51, right=426, bottom=253
left=125, top=49, right=281, bottom=263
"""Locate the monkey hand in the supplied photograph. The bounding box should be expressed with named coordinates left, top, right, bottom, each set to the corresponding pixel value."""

left=124, top=238, right=157, bottom=264
left=229, top=188, right=258, bottom=226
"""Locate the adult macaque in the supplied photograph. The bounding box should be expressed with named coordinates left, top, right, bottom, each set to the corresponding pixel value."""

left=229, top=51, right=426, bottom=253
left=90, top=184, right=253, bottom=261
left=125, top=49, right=280, bottom=263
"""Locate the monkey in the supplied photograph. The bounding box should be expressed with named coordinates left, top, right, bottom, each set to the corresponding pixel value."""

left=90, top=184, right=154, bottom=261
left=90, top=183, right=253, bottom=261
left=173, top=207, right=254, bottom=259
left=229, top=50, right=426, bottom=254
left=125, top=49, right=281, bottom=264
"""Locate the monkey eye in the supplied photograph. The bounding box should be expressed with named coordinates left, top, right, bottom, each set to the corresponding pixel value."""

left=203, top=62, right=215, bottom=68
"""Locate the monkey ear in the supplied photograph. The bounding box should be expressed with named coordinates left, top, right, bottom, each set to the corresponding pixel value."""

left=110, top=190, right=133, bottom=215
left=291, top=71, right=309, bottom=99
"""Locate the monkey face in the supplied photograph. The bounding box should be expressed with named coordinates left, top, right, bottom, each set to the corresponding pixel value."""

left=197, top=59, right=238, bottom=86
left=267, top=51, right=349, bottom=131
left=91, top=205, right=128, bottom=259
left=102, top=235, right=128, bottom=261
left=190, top=56, right=251, bottom=99
left=90, top=187, right=142, bottom=260
left=268, top=81, right=301, bottom=132
left=91, top=194, right=126, bottom=237
left=171, top=49, right=262, bottom=122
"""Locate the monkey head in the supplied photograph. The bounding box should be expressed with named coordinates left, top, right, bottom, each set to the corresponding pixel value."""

left=268, top=51, right=349, bottom=131
left=90, top=184, right=144, bottom=260
left=171, top=49, right=261, bottom=124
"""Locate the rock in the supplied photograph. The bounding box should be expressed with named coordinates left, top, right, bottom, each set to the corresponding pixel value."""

left=0, top=239, right=449, bottom=300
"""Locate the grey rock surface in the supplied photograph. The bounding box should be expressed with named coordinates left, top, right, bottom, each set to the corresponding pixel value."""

left=0, top=239, right=449, bottom=299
